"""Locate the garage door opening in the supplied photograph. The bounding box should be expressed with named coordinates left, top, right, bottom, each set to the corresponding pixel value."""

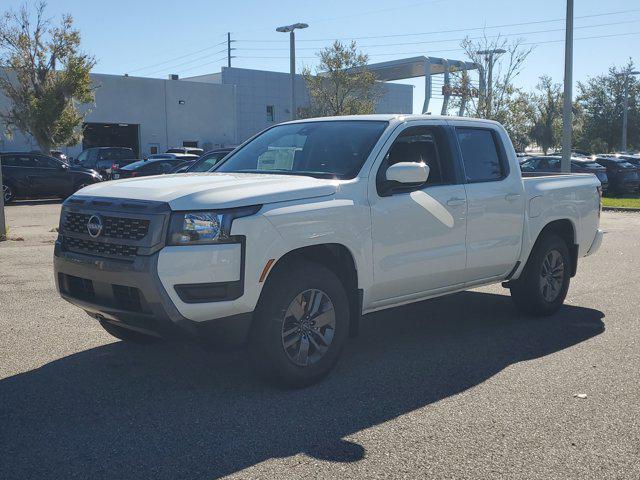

left=82, top=123, right=140, bottom=157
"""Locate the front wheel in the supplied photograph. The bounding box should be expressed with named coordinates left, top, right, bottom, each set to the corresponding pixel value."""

left=248, top=259, right=350, bottom=387
left=3, top=184, right=14, bottom=204
left=509, top=234, right=571, bottom=316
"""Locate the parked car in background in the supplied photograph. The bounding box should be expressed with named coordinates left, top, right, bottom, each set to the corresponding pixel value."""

left=520, top=155, right=609, bottom=191
left=593, top=155, right=640, bottom=194
left=1, top=152, right=102, bottom=203
left=147, top=153, right=200, bottom=162
left=111, top=157, right=193, bottom=179
left=74, top=147, right=139, bottom=178
left=166, top=147, right=204, bottom=156
left=183, top=148, right=234, bottom=172
left=609, top=153, right=640, bottom=170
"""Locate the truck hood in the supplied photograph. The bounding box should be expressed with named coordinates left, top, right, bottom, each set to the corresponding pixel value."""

left=75, top=172, right=338, bottom=210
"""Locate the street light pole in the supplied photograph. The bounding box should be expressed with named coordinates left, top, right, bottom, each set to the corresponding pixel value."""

left=276, top=22, right=308, bottom=121
left=475, top=49, right=505, bottom=117
left=561, top=0, right=574, bottom=173
left=616, top=70, right=640, bottom=152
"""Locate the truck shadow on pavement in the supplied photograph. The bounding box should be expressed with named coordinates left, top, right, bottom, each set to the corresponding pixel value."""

left=0, top=291, right=604, bottom=479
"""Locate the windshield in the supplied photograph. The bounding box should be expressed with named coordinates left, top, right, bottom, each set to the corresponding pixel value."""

left=188, top=151, right=230, bottom=172
left=122, top=160, right=147, bottom=170
left=574, top=161, right=603, bottom=169
left=214, top=120, right=388, bottom=179
left=616, top=161, right=636, bottom=169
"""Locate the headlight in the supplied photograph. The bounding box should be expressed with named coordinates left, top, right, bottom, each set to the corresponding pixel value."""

left=167, top=205, right=261, bottom=245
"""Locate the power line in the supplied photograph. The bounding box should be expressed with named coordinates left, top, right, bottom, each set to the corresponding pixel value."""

left=143, top=49, right=228, bottom=76
left=233, top=30, right=640, bottom=61
left=236, top=8, right=640, bottom=43
left=178, top=56, right=229, bottom=76
left=126, top=40, right=227, bottom=74
left=237, top=18, right=638, bottom=51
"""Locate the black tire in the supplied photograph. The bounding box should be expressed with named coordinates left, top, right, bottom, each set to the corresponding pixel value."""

left=3, top=184, right=15, bottom=204
left=99, top=319, right=159, bottom=344
left=248, top=259, right=350, bottom=387
left=509, top=233, right=571, bottom=316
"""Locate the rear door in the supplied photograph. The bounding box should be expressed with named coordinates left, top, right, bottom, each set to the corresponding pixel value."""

left=1, top=154, right=30, bottom=196
left=455, top=124, right=525, bottom=282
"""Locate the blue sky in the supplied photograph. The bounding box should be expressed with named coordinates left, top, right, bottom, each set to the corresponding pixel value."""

left=5, top=0, right=639, bottom=113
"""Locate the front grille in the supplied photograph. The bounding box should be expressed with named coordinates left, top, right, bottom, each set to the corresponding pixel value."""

left=64, top=212, right=150, bottom=240
left=64, top=237, right=138, bottom=258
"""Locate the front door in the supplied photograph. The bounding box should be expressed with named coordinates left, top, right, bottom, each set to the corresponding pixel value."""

left=368, top=124, right=467, bottom=308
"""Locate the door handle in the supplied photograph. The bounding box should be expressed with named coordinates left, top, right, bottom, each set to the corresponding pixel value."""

left=505, top=193, right=522, bottom=202
left=446, top=197, right=466, bottom=206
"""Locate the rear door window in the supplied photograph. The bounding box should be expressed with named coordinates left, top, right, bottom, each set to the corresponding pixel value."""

left=33, top=156, right=60, bottom=169
left=456, top=128, right=506, bottom=183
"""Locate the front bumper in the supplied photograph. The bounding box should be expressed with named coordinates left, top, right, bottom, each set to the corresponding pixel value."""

left=54, top=241, right=253, bottom=346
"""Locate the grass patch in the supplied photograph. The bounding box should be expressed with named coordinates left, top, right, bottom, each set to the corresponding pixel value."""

left=603, top=196, right=640, bottom=209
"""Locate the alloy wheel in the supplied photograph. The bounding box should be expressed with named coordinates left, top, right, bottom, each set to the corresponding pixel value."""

left=281, top=288, right=336, bottom=367
left=539, top=249, right=565, bottom=302
left=2, top=184, right=12, bottom=203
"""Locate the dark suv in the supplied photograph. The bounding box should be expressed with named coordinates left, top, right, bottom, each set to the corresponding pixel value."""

left=74, top=147, right=138, bottom=178
left=1, top=152, right=102, bottom=203
left=594, top=155, right=640, bottom=194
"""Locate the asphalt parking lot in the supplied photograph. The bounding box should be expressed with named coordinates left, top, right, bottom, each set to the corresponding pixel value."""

left=0, top=202, right=639, bottom=480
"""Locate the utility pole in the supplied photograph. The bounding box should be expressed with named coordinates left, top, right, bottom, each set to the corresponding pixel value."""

left=476, top=49, right=505, bottom=117
left=560, top=0, right=574, bottom=173
left=276, top=23, right=308, bottom=121
left=616, top=69, right=640, bottom=152
left=0, top=163, right=6, bottom=241
left=227, top=32, right=235, bottom=68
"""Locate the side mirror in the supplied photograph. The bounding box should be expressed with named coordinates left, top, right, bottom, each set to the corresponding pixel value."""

left=385, top=162, right=429, bottom=185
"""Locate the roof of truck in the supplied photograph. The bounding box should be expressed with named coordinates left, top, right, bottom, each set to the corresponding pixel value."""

left=284, top=114, right=501, bottom=126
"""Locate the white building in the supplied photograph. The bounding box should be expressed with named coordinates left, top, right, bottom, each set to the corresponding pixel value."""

left=0, top=66, right=413, bottom=158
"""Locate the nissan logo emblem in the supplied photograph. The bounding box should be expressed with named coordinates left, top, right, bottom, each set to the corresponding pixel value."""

left=87, top=215, right=103, bottom=238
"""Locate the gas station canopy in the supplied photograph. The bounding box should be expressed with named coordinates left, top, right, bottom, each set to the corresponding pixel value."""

left=363, top=56, right=482, bottom=115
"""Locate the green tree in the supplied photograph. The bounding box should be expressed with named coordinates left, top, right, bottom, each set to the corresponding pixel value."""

left=528, top=76, right=563, bottom=154
left=574, top=61, right=639, bottom=153
left=300, top=41, right=381, bottom=118
left=451, top=34, right=533, bottom=150
left=0, top=1, right=95, bottom=153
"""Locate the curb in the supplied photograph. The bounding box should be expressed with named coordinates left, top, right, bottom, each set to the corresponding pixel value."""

left=603, top=206, right=640, bottom=212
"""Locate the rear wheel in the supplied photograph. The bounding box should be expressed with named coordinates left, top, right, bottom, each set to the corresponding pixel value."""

left=99, top=319, right=159, bottom=344
left=3, top=184, right=14, bottom=204
left=248, top=259, right=350, bottom=387
left=509, top=234, right=571, bottom=316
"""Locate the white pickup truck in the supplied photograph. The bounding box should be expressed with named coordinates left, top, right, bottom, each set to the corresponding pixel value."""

left=54, top=115, right=604, bottom=386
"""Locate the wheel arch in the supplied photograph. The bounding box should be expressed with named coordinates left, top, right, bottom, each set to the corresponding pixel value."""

left=260, top=243, right=362, bottom=337
left=531, top=219, right=578, bottom=277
